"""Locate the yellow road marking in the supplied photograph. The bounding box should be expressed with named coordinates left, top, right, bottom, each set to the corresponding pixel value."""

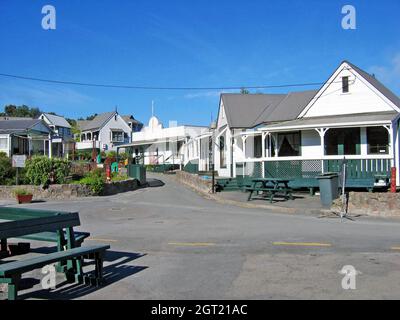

left=273, top=242, right=332, bottom=247
left=168, top=242, right=216, bottom=247
left=87, top=238, right=119, bottom=243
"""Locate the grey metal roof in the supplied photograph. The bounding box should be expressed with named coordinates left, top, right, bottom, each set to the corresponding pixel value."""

left=262, top=111, right=398, bottom=132
left=346, top=61, right=400, bottom=109
left=257, top=90, right=318, bottom=124
left=221, top=91, right=317, bottom=129
left=0, top=119, right=48, bottom=134
left=42, top=113, right=71, bottom=128
left=79, top=112, right=116, bottom=131
left=221, top=94, right=286, bottom=129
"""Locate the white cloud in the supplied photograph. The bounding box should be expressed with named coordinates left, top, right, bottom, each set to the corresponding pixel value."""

left=369, top=54, right=400, bottom=90
left=0, top=81, right=92, bottom=114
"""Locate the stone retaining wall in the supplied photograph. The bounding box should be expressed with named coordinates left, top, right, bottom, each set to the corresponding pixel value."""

left=0, top=179, right=139, bottom=201
left=175, top=171, right=212, bottom=194
left=332, top=192, right=400, bottom=217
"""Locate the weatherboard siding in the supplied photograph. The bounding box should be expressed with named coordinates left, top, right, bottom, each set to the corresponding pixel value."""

left=302, top=63, right=396, bottom=118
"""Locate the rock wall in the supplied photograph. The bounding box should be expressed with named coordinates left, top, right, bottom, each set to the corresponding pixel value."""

left=0, top=179, right=139, bottom=200
left=175, top=171, right=212, bottom=195
left=333, top=192, right=400, bottom=217
left=0, top=184, right=94, bottom=200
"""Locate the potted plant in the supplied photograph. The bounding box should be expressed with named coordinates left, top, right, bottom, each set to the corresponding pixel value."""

left=14, top=188, right=33, bottom=204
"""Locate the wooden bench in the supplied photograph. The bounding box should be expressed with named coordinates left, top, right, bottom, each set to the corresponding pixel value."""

left=0, top=244, right=110, bottom=300
left=244, top=187, right=294, bottom=203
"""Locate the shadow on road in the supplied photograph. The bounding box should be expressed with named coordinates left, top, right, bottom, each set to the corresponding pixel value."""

left=146, top=179, right=165, bottom=188
left=18, top=250, right=147, bottom=300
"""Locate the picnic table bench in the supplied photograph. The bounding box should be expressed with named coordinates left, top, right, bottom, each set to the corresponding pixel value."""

left=245, top=178, right=294, bottom=203
left=0, top=208, right=109, bottom=300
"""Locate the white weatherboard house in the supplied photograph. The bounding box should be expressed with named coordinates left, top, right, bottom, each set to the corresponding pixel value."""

left=39, top=113, right=74, bottom=158
left=118, top=116, right=208, bottom=168
left=212, top=61, right=400, bottom=190
left=76, top=111, right=132, bottom=152
left=0, top=119, right=53, bottom=157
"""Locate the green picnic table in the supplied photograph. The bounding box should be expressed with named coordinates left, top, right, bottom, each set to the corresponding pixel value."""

left=245, top=178, right=294, bottom=203
left=0, top=207, right=109, bottom=300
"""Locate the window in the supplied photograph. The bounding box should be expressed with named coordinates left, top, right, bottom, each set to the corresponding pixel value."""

left=274, top=132, right=301, bottom=157
left=219, top=135, right=227, bottom=168
left=367, top=127, right=389, bottom=155
left=111, top=131, right=124, bottom=143
left=0, top=137, right=8, bottom=149
left=342, top=76, right=349, bottom=93
left=254, top=136, right=262, bottom=158
left=325, top=128, right=361, bottom=155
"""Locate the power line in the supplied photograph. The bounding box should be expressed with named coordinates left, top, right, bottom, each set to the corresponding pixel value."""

left=0, top=72, right=332, bottom=91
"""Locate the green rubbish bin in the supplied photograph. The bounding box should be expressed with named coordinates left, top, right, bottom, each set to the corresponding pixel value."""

left=128, top=164, right=147, bottom=185
left=317, top=173, right=339, bottom=208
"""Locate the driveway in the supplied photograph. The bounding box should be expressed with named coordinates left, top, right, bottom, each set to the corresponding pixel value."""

left=1, top=173, right=400, bottom=300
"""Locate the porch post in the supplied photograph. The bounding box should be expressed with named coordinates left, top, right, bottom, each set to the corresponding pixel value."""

left=242, top=135, right=248, bottom=160
left=384, top=125, right=395, bottom=167
left=261, top=132, right=268, bottom=178
left=48, top=134, right=52, bottom=159
left=261, top=132, right=267, bottom=158
left=316, top=128, right=329, bottom=173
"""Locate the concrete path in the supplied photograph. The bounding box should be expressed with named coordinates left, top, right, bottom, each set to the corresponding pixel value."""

left=1, top=173, right=400, bottom=300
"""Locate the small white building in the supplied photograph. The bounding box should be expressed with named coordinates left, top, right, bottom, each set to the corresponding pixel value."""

left=76, top=111, right=132, bottom=152
left=118, top=116, right=208, bottom=168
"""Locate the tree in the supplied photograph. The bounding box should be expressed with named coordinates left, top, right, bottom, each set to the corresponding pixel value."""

left=1, top=105, right=42, bottom=118
left=240, top=88, right=250, bottom=94
left=86, top=114, right=98, bottom=121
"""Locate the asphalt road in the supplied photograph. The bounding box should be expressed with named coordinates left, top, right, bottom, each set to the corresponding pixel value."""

left=2, top=173, right=400, bottom=300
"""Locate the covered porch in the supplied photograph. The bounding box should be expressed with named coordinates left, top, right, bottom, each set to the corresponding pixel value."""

left=237, top=112, right=399, bottom=190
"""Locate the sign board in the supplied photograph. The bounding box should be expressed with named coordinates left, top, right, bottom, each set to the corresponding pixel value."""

left=12, top=155, right=27, bottom=168
left=52, top=138, right=62, bottom=143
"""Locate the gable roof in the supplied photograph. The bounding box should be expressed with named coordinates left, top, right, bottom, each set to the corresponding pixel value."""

left=79, top=112, right=117, bottom=131
left=0, top=119, right=50, bottom=134
left=221, top=94, right=286, bottom=129
left=220, top=90, right=317, bottom=129
left=42, top=113, right=71, bottom=128
left=345, top=61, right=400, bottom=109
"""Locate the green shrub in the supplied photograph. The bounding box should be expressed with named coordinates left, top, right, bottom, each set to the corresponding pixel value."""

left=0, top=154, right=16, bottom=185
left=25, top=156, right=71, bottom=186
left=76, top=169, right=105, bottom=195
left=52, top=158, right=71, bottom=184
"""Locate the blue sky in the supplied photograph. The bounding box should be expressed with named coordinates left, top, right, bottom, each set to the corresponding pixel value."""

left=0, top=0, right=399, bottom=126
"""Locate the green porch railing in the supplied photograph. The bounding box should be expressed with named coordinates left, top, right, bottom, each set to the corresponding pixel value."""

left=183, top=160, right=199, bottom=174
left=236, top=158, right=392, bottom=191
left=324, top=159, right=391, bottom=178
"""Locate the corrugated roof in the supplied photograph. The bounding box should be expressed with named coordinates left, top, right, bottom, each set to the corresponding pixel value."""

left=79, top=112, right=116, bottom=131
left=221, top=94, right=286, bottom=129
left=346, top=61, right=400, bottom=109
left=221, top=90, right=317, bottom=129
left=42, top=113, right=71, bottom=128
left=256, top=90, right=318, bottom=125
left=262, top=111, right=398, bottom=131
